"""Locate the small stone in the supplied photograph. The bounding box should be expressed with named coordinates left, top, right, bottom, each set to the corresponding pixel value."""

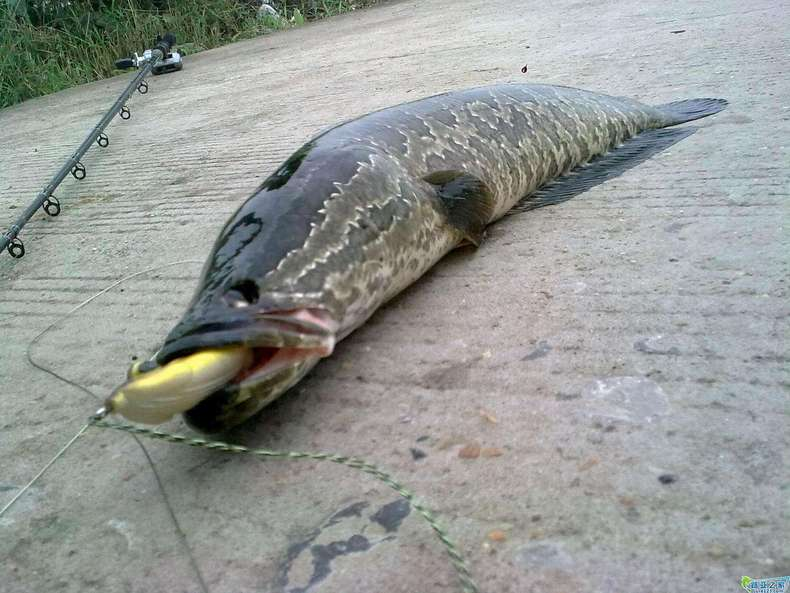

left=658, top=473, right=677, bottom=484
left=410, top=448, right=427, bottom=461
left=487, top=529, right=507, bottom=542
left=481, top=447, right=504, bottom=458
left=458, top=442, right=481, bottom=459
left=528, top=528, right=545, bottom=540
left=257, top=3, right=279, bottom=18
left=479, top=410, right=498, bottom=424
left=555, top=392, right=580, bottom=401
left=577, top=457, right=599, bottom=471
left=736, top=519, right=766, bottom=528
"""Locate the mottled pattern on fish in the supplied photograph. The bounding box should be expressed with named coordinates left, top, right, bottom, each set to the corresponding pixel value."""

left=146, top=83, right=725, bottom=431
left=168, top=85, right=667, bottom=347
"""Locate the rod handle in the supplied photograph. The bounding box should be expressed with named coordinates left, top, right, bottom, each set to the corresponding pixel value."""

left=155, top=33, right=176, bottom=56
left=115, top=57, right=135, bottom=70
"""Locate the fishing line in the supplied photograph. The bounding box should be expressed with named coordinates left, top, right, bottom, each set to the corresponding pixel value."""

left=9, top=260, right=480, bottom=593
left=13, top=259, right=210, bottom=593
left=90, top=413, right=480, bottom=593
left=0, top=423, right=91, bottom=517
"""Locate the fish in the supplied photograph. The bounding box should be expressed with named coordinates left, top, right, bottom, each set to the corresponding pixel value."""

left=106, top=83, right=727, bottom=432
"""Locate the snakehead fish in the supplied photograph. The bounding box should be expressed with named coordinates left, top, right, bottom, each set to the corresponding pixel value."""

left=106, top=83, right=726, bottom=432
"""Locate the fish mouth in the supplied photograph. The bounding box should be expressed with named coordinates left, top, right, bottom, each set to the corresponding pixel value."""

left=232, top=342, right=326, bottom=387
left=164, top=307, right=340, bottom=392
left=157, top=307, right=338, bottom=364
left=107, top=308, right=337, bottom=427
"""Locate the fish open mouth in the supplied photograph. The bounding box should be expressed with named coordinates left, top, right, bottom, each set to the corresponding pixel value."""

left=156, top=307, right=338, bottom=363
left=106, top=308, right=338, bottom=426
left=196, top=307, right=339, bottom=387
left=236, top=343, right=327, bottom=384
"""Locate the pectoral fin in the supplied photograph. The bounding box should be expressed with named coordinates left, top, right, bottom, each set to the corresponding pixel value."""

left=424, top=170, right=495, bottom=246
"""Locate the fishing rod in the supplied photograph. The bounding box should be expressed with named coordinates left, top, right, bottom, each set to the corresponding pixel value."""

left=0, top=33, right=182, bottom=259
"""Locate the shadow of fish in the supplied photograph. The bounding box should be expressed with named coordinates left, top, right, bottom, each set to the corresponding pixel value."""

left=106, top=83, right=726, bottom=432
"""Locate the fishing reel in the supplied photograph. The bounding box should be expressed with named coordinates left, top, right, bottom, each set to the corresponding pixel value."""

left=115, top=33, right=183, bottom=75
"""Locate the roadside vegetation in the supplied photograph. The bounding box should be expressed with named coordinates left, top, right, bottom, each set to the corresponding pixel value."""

left=0, top=0, right=378, bottom=108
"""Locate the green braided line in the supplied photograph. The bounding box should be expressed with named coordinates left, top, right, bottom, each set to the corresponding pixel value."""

left=90, top=416, right=479, bottom=593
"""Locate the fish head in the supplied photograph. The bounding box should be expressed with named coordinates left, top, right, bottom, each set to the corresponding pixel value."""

left=108, top=139, right=388, bottom=431
left=106, top=282, right=341, bottom=432
left=158, top=287, right=340, bottom=432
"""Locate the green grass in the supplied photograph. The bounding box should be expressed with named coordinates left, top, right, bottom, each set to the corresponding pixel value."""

left=0, top=0, right=378, bottom=108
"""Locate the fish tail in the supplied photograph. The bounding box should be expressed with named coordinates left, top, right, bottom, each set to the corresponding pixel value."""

left=655, top=97, right=728, bottom=126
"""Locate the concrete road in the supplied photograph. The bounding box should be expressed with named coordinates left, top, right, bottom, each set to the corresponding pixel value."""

left=1, top=1, right=787, bottom=592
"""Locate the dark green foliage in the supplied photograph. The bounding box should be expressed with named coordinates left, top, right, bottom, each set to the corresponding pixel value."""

left=270, top=1, right=367, bottom=18
left=0, top=0, right=377, bottom=108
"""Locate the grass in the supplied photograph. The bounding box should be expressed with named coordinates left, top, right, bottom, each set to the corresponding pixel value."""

left=0, top=0, right=378, bottom=108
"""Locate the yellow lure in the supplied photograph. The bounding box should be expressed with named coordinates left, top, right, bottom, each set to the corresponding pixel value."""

left=106, top=346, right=251, bottom=425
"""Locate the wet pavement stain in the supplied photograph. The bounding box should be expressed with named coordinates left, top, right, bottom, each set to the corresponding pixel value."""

left=581, top=376, right=670, bottom=424
left=419, top=359, right=472, bottom=390
left=276, top=499, right=410, bottom=592
left=370, top=499, right=411, bottom=533
left=635, top=335, right=680, bottom=356
left=522, top=340, right=552, bottom=361
left=294, top=535, right=373, bottom=593
left=326, top=501, right=369, bottom=527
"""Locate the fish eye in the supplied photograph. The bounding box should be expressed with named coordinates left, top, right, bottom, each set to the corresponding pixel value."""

left=225, top=280, right=259, bottom=307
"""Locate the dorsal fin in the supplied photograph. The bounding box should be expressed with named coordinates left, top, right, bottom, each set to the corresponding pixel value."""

left=424, top=171, right=495, bottom=246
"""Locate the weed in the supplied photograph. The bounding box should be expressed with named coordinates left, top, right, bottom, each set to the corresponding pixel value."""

left=0, top=0, right=378, bottom=108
